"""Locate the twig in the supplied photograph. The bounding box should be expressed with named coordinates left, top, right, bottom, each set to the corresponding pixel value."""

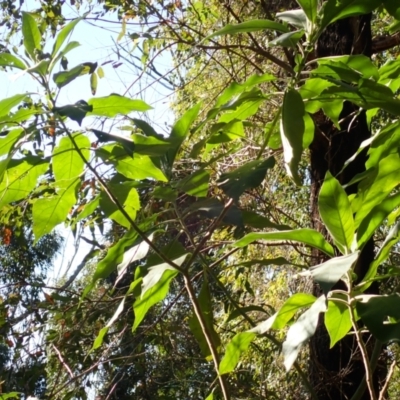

left=52, top=344, right=74, bottom=378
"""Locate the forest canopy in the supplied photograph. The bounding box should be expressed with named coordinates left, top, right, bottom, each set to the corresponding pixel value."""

left=1, top=0, right=400, bottom=399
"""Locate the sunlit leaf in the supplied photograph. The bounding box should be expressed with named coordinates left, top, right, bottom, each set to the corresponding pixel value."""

left=88, top=94, right=151, bottom=117
left=22, top=12, right=41, bottom=60
left=276, top=9, right=308, bottom=29
left=52, top=17, right=83, bottom=57
left=0, top=94, right=28, bottom=118
left=296, top=0, right=318, bottom=23
left=325, top=297, right=352, bottom=348
left=0, top=53, right=26, bottom=70
left=53, top=63, right=96, bottom=88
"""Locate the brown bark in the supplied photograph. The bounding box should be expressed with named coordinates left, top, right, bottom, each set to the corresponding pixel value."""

left=308, top=15, right=384, bottom=400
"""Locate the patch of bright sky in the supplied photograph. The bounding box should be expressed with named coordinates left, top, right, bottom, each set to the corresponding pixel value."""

left=0, top=0, right=177, bottom=282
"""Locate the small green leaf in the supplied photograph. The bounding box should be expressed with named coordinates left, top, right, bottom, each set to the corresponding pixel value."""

left=49, top=41, right=81, bottom=73
left=0, top=53, right=27, bottom=70
left=276, top=10, right=308, bottom=29
left=88, top=94, right=151, bottom=117
left=97, top=66, right=105, bottom=78
left=280, top=89, right=305, bottom=184
left=90, top=72, right=98, bottom=95
left=318, top=172, right=354, bottom=253
left=356, top=294, right=400, bottom=342
left=52, top=16, right=83, bottom=57
left=269, top=30, right=304, bottom=47
left=0, top=94, right=27, bottom=118
left=219, top=332, right=256, bottom=375
left=300, top=252, right=359, bottom=295
left=325, top=298, right=352, bottom=348
left=176, top=169, right=210, bottom=197
left=205, top=20, right=288, bottom=40
left=22, top=12, right=41, bottom=60
left=234, top=229, right=335, bottom=257
left=53, top=63, right=95, bottom=88
left=218, top=157, right=275, bottom=201
left=282, top=295, right=327, bottom=371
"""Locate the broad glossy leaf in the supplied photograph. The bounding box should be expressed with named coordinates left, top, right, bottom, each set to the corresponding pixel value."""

left=318, top=172, right=354, bottom=253
left=282, top=295, right=327, bottom=371
left=52, top=17, right=83, bottom=57
left=296, top=0, right=318, bottom=23
left=22, top=12, right=41, bottom=60
left=276, top=10, right=308, bottom=29
left=356, top=294, right=400, bottom=342
left=0, top=53, right=26, bottom=70
left=132, top=256, right=184, bottom=331
left=218, top=94, right=264, bottom=123
left=88, top=94, right=151, bottom=117
left=280, top=89, right=305, bottom=184
left=32, top=179, right=79, bottom=241
left=269, top=30, right=304, bottom=47
left=300, top=252, right=359, bottom=295
left=234, top=229, right=334, bottom=257
left=205, top=20, right=288, bottom=40
left=188, top=279, right=221, bottom=358
left=100, top=182, right=140, bottom=228
left=167, top=102, right=201, bottom=168
left=325, top=298, right=352, bottom=348
left=0, top=94, right=28, bottom=118
left=218, top=157, right=275, bottom=200
left=357, top=192, right=400, bottom=250
left=321, top=0, right=382, bottom=29
left=52, top=133, right=89, bottom=188
left=53, top=100, right=93, bottom=125
left=0, top=158, right=48, bottom=208
left=219, top=332, right=256, bottom=375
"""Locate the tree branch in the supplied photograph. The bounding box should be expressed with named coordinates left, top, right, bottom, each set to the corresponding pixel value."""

left=372, top=32, right=400, bottom=54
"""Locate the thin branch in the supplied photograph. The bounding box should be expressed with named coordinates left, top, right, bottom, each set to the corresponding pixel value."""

left=372, top=32, right=400, bottom=54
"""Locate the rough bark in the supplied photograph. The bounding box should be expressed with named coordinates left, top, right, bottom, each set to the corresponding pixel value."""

left=308, top=15, right=384, bottom=400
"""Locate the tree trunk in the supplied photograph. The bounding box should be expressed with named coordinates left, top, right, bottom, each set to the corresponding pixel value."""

left=308, top=15, right=384, bottom=400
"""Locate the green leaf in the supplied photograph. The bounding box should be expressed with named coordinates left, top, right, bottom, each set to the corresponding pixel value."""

left=318, top=172, right=354, bottom=253
left=325, top=297, right=352, bottom=348
left=52, top=17, right=83, bottom=57
left=0, top=94, right=28, bottom=118
left=0, top=158, right=48, bottom=208
left=90, top=72, right=98, bottom=95
left=234, top=229, right=335, bottom=257
left=0, top=393, right=20, bottom=399
left=167, top=102, right=201, bottom=168
left=217, top=157, right=275, bottom=201
left=176, top=169, right=210, bottom=197
left=282, top=295, right=327, bottom=371
left=219, top=332, right=256, bottom=375
left=98, top=144, right=167, bottom=182
left=384, top=1, right=400, bottom=20
left=88, top=94, right=151, bottom=118
left=53, top=63, right=96, bottom=88
left=52, top=133, right=90, bottom=188
left=357, top=192, right=400, bottom=250
left=32, top=179, right=79, bottom=241
left=300, top=252, right=359, bottom=295
left=130, top=133, right=173, bottom=157
left=269, top=30, right=304, bottom=47
left=0, top=129, right=24, bottom=158
left=226, top=305, right=270, bottom=323
left=321, top=0, right=382, bottom=29
left=241, top=210, right=291, bottom=230
left=276, top=10, right=307, bottom=29
left=356, top=294, right=400, bottom=342
left=280, top=89, right=305, bottom=185
left=132, top=256, right=184, bottom=331
left=92, top=129, right=135, bottom=157
left=22, top=12, right=41, bottom=60
left=0, top=53, right=26, bottom=70
left=296, top=0, right=318, bottom=23
left=188, top=278, right=221, bottom=358
left=53, top=100, right=93, bottom=125
left=100, top=182, right=140, bottom=228
left=205, top=20, right=288, bottom=40
left=49, top=41, right=81, bottom=73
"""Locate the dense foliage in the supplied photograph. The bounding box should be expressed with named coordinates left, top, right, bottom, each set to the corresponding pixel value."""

left=1, top=0, right=400, bottom=399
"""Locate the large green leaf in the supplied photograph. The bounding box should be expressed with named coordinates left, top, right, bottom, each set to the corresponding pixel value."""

left=52, top=16, right=83, bottom=57
left=188, top=279, right=221, bottom=358
left=296, top=0, right=318, bottom=23
left=325, top=297, right=352, bottom=348
left=282, top=295, right=327, bottom=371
left=318, top=172, right=354, bottom=253
left=219, top=332, right=256, bottom=375
left=176, top=169, right=210, bottom=197
left=132, top=256, right=184, bottom=331
left=52, top=133, right=90, bottom=188
left=0, top=53, right=26, bottom=70
left=356, top=294, right=400, bottom=342
left=234, top=229, right=334, bottom=257
left=92, top=129, right=135, bottom=157
left=217, top=157, right=275, bottom=201
left=269, top=30, right=305, bottom=48
left=280, top=89, right=305, bottom=185
left=53, top=62, right=96, bottom=88
left=321, top=0, right=382, bottom=29
left=300, top=252, right=359, bottom=295
left=276, top=10, right=308, bottom=30
left=0, top=94, right=28, bottom=119
left=32, top=179, right=78, bottom=241
left=0, top=158, right=48, bottom=208
left=49, top=41, right=81, bottom=73
left=22, top=12, right=41, bottom=60
left=205, top=20, right=288, bottom=40
left=0, top=129, right=24, bottom=158
left=53, top=100, right=93, bottom=125
left=88, top=94, right=151, bottom=117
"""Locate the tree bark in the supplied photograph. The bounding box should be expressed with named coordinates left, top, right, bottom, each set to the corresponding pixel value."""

left=308, top=15, right=384, bottom=400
